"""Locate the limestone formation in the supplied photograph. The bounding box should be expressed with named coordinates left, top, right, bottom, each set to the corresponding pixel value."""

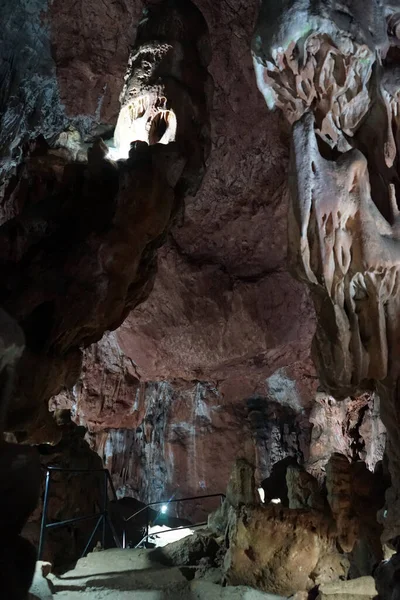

left=0, top=0, right=398, bottom=596
left=317, top=576, right=377, bottom=600
left=326, top=454, right=359, bottom=554
left=286, top=464, right=324, bottom=511
left=0, top=0, right=211, bottom=444
left=0, top=139, right=177, bottom=443
left=252, top=0, right=400, bottom=581
left=307, top=393, right=386, bottom=477
left=225, top=504, right=349, bottom=595
left=224, top=456, right=385, bottom=588
left=113, top=0, right=212, bottom=195
left=252, top=0, right=400, bottom=389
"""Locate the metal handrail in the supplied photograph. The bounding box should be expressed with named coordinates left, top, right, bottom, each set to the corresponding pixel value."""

left=38, top=466, right=122, bottom=561
left=123, top=493, right=226, bottom=549
left=124, top=494, right=225, bottom=523
left=135, top=522, right=208, bottom=549
left=38, top=466, right=226, bottom=558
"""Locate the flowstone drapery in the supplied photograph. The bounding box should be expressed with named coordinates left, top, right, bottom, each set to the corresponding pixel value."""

left=252, top=1, right=400, bottom=595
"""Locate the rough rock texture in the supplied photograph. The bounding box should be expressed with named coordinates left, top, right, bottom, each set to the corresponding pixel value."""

left=225, top=504, right=349, bottom=595
left=23, top=422, right=105, bottom=567
left=0, top=0, right=214, bottom=445
left=253, top=0, right=400, bottom=569
left=286, top=465, right=324, bottom=511
left=205, top=458, right=386, bottom=594
left=117, top=247, right=314, bottom=385
left=317, top=577, right=377, bottom=600
left=34, top=547, right=288, bottom=600
left=0, top=0, right=394, bottom=595
left=150, top=531, right=220, bottom=567
left=2, top=0, right=322, bottom=523
left=50, top=330, right=320, bottom=518
left=50, top=327, right=387, bottom=528
left=1, top=139, right=178, bottom=443
left=307, top=393, right=386, bottom=478
left=43, top=0, right=385, bottom=529
left=326, top=454, right=359, bottom=554
left=0, top=1, right=64, bottom=176
left=375, top=552, right=400, bottom=600
left=224, top=459, right=259, bottom=510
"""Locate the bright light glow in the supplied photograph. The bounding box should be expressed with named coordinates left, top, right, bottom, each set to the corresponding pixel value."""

left=271, top=498, right=281, bottom=504
left=148, top=525, right=194, bottom=547
left=160, top=504, right=168, bottom=514
left=258, top=487, right=265, bottom=503
left=106, top=145, right=129, bottom=161
left=113, top=98, right=177, bottom=158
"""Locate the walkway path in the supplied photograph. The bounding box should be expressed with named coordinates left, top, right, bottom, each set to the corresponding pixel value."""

left=29, top=548, right=286, bottom=600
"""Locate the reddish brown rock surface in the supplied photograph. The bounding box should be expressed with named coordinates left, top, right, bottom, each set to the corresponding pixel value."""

left=117, top=245, right=314, bottom=385
left=225, top=504, right=349, bottom=595
left=41, top=0, right=386, bottom=519
left=0, top=1, right=389, bottom=579
left=51, top=331, right=316, bottom=519
left=48, top=0, right=143, bottom=126
left=50, top=328, right=386, bottom=527
left=1, top=0, right=212, bottom=443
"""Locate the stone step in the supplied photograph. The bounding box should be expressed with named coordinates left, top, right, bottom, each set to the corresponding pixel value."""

left=30, top=549, right=288, bottom=599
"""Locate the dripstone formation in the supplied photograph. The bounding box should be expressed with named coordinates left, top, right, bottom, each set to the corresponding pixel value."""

left=0, top=0, right=399, bottom=598
left=252, top=0, right=400, bottom=596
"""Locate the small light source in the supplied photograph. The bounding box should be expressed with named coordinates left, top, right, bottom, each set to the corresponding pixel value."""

left=161, top=504, right=168, bottom=514
left=271, top=498, right=281, bottom=505
left=258, top=487, right=265, bottom=503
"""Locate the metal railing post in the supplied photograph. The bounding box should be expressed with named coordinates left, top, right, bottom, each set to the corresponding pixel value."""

left=130, top=493, right=226, bottom=548
left=102, top=471, right=107, bottom=549
left=38, top=466, right=225, bottom=559
left=105, top=470, right=122, bottom=549
left=38, top=469, right=51, bottom=561
left=81, top=515, right=104, bottom=559
left=146, top=506, right=149, bottom=546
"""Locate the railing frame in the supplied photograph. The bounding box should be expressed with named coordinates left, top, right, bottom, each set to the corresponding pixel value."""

left=126, top=493, right=226, bottom=548
left=38, top=466, right=122, bottom=561
left=38, top=465, right=225, bottom=558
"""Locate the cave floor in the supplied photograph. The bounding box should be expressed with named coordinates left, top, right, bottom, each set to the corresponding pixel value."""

left=30, top=548, right=283, bottom=599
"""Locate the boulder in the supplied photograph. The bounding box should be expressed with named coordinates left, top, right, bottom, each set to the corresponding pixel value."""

left=225, top=505, right=348, bottom=595
left=150, top=531, right=220, bottom=567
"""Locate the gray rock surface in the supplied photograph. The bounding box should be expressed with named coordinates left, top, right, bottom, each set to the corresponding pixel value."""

left=33, top=549, right=288, bottom=599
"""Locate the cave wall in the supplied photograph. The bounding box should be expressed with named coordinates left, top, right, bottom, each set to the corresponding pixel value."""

left=50, top=329, right=386, bottom=524
left=35, top=0, right=387, bottom=519
left=0, top=3, right=393, bottom=593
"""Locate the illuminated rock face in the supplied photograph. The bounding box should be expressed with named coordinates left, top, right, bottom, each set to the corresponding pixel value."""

left=0, top=0, right=212, bottom=443
left=253, top=0, right=400, bottom=397
left=252, top=0, right=400, bottom=585
left=113, top=0, right=212, bottom=195
left=0, top=0, right=393, bottom=592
